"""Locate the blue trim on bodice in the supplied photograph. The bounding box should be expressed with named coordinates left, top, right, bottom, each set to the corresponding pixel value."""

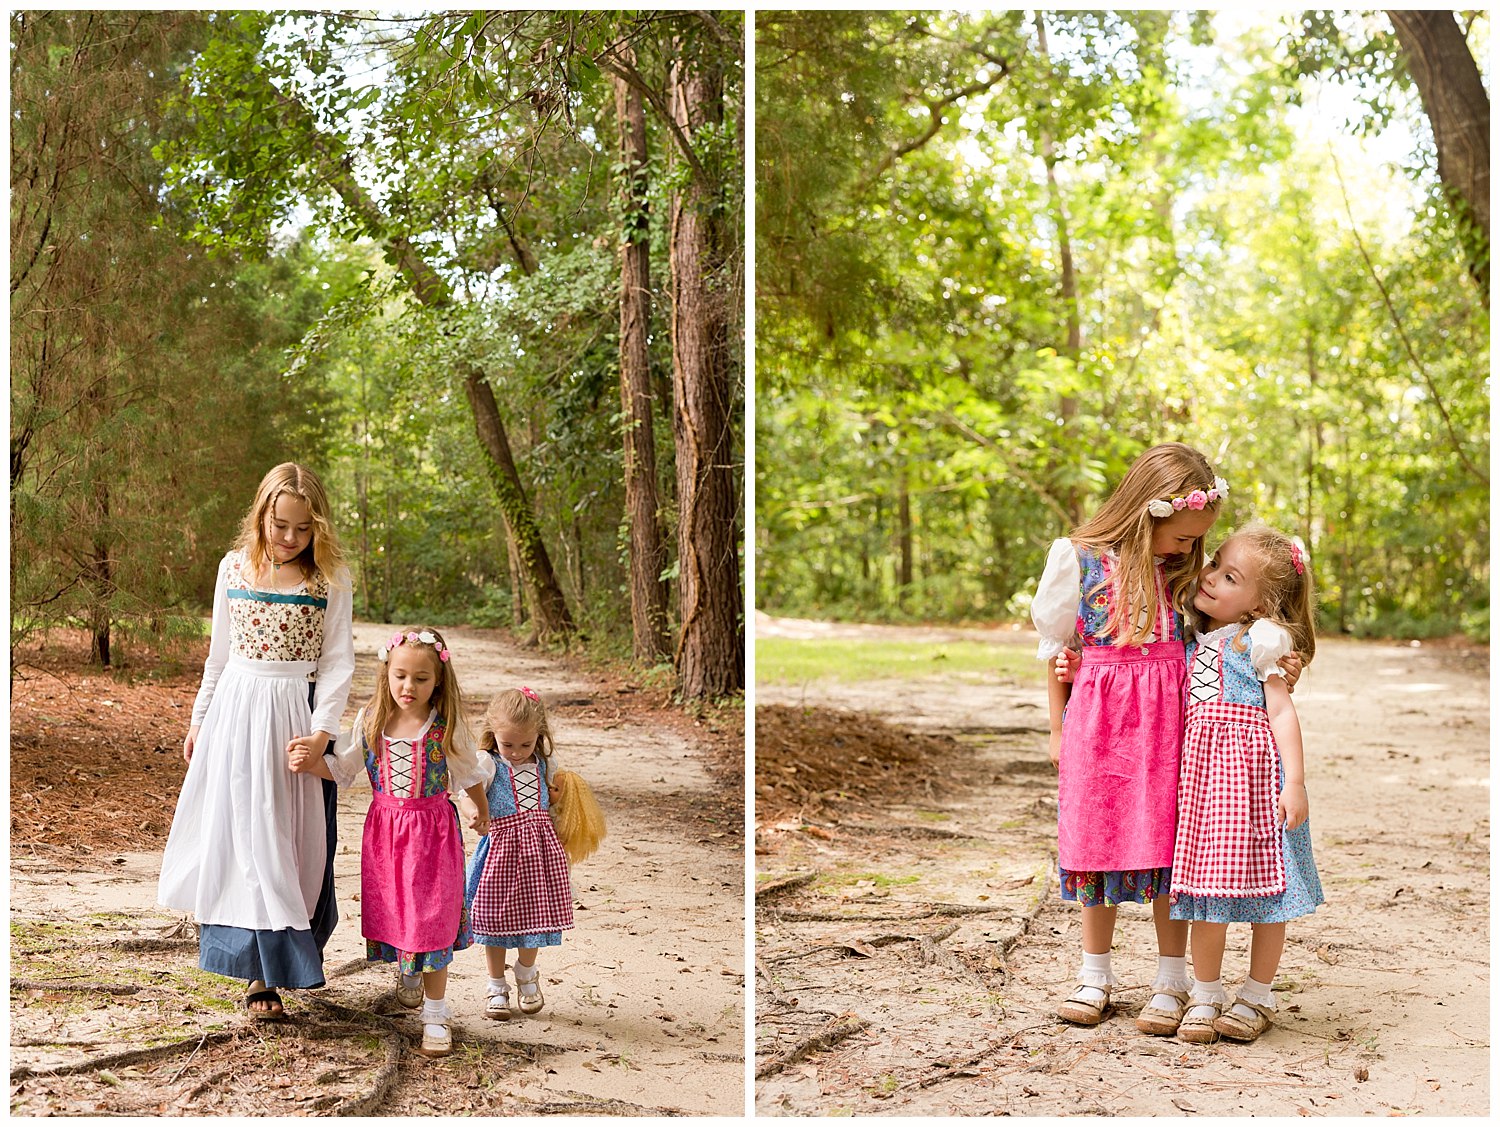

left=227, top=589, right=329, bottom=608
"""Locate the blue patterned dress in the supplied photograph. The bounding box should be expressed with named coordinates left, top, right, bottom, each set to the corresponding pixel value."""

left=1169, top=622, right=1324, bottom=923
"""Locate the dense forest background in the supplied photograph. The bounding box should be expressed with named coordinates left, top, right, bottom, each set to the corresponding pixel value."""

left=12, top=10, right=744, bottom=696
left=756, top=10, right=1488, bottom=639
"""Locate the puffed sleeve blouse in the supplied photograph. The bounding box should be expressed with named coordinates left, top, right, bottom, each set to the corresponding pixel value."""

left=1030, top=538, right=1082, bottom=662
left=1248, top=619, right=1294, bottom=681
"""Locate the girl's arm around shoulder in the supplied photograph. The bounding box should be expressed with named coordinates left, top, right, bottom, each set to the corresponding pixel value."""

left=1031, top=538, right=1081, bottom=662
left=1264, top=676, right=1309, bottom=832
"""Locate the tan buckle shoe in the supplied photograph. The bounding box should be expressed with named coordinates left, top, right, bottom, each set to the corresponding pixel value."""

left=485, top=982, right=513, bottom=1021
left=514, top=965, right=545, bottom=1015
left=1214, top=999, right=1274, bottom=1042
left=395, top=970, right=423, bottom=1009
left=1057, top=983, right=1111, bottom=1025
left=1136, top=987, right=1190, bottom=1036
left=416, top=1013, right=453, bottom=1057
left=1177, top=1000, right=1223, bottom=1044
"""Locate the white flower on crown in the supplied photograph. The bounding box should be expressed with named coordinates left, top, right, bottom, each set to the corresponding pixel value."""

left=1146, top=499, right=1174, bottom=519
left=1214, top=476, right=1229, bottom=498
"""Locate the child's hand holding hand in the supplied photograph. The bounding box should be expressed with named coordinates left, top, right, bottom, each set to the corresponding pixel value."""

left=1277, top=783, right=1308, bottom=831
left=460, top=785, right=491, bottom=837
left=1278, top=651, right=1304, bottom=692
left=1053, top=649, right=1081, bottom=684
left=286, top=731, right=331, bottom=773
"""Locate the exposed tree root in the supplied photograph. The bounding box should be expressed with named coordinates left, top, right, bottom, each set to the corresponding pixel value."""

left=513, top=1089, right=687, bottom=1115
left=755, top=1013, right=871, bottom=1080
left=10, top=979, right=142, bottom=996
left=10, top=1030, right=243, bottom=1081
left=754, top=871, right=818, bottom=901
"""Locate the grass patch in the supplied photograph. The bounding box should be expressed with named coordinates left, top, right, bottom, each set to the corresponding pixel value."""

left=756, top=637, right=1042, bottom=686
left=818, top=871, right=921, bottom=890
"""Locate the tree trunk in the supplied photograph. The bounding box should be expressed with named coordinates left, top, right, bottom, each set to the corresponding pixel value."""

left=505, top=523, right=528, bottom=631
left=464, top=374, right=575, bottom=641
left=271, top=89, right=575, bottom=637
left=89, top=479, right=112, bottom=667
left=897, top=472, right=913, bottom=592
left=1387, top=10, right=1490, bottom=301
left=613, top=48, right=672, bottom=663
left=668, top=50, right=744, bottom=698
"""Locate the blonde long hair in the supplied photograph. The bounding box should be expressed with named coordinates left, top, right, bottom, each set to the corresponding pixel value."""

left=362, top=627, right=470, bottom=769
left=479, top=688, right=555, bottom=767
left=1218, top=524, right=1318, bottom=664
left=1070, top=443, right=1224, bottom=646
left=234, top=462, right=348, bottom=588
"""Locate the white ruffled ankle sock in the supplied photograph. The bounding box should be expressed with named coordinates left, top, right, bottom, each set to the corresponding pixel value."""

left=1230, top=975, right=1275, bottom=1020
left=422, top=996, right=448, bottom=1038
left=1186, top=977, right=1226, bottom=1022
left=1149, top=955, right=1191, bottom=1011
left=1074, top=951, right=1114, bottom=1005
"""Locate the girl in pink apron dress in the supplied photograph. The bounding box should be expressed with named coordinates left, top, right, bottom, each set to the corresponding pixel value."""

left=1031, top=443, right=1227, bottom=1030
left=325, top=628, right=493, bottom=1058
left=1169, top=525, right=1322, bottom=1044
left=464, top=687, right=575, bottom=1021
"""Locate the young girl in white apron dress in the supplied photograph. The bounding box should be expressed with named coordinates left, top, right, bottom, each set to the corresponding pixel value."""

left=1169, top=525, right=1323, bottom=1044
left=320, top=628, right=493, bottom=1057
left=1031, top=443, right=1227, bottom=1030
left=159, top=462, right=354, bottom=1020
left=464, top=687, right=575, bottom=1020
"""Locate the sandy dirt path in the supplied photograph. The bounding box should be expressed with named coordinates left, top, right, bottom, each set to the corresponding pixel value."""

left=11, top=623, right=745, bottom=1116
left=753, top=615, right=1488, bottom=1117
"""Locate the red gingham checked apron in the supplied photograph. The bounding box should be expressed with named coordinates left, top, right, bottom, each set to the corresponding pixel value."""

left=469, top=767, right=574, bottom=937
left=1171, top=701, right=1286, bottom=898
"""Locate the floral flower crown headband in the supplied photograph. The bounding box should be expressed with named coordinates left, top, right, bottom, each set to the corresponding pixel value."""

left=378, top=630, right=450, bottom=663
left=1146, top=476, right=1229, bottom=519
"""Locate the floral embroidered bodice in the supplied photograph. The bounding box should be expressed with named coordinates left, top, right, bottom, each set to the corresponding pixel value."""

left=224, top=550, right=329, bottom=663
left=363, top=712, right=451, bottom=799
left=1074, top=547, right=1184, bottom=647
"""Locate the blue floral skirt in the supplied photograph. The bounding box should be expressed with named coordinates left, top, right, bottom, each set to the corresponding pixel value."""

left=365, top=899, right=474, bottom=975
left=1060, top=865, right=1171, bottom=907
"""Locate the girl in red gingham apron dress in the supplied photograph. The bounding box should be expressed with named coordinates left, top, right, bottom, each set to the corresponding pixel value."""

left=464, top=688, right=574, bottom=1020
left=1169, top=526, right=1323, bottom=1045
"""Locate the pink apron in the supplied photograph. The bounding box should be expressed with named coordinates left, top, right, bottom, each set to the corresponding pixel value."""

left=360, top=726, right=465, bottom=954
left=1057, top=641, right=1186, bottom=872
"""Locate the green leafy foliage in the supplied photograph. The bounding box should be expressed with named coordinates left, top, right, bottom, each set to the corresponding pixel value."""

left=757, top=10, right=1488, bottom=639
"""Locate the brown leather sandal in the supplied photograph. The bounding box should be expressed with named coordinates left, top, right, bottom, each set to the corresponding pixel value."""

left=1057, top=983, right=1111, bottom=1025
left=1135, top=987, right=1190, bottom=1035
left=1176, top=1002, right=1224, bottom=1044
left=1177, top=1000, right=1223, bottom=1044
left=1214, top=1000, right=1275, bottom=1042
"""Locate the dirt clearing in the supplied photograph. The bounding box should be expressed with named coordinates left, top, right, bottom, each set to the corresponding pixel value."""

left=753, top=616, right=1488, bottom=1117
left=12, top=625, right=745, bottom=1117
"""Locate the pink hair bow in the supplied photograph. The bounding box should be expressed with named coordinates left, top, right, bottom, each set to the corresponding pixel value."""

left=519, top=686, right=540, bottom=702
